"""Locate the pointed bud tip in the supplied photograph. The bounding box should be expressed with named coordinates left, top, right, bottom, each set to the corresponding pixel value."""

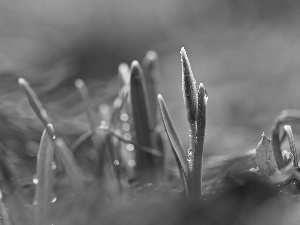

left=157, top=94, right=163, bottom=100
left=199, top=83, right=205, bottom=88
left=130, top=60, right=143, bottom=79
left=180, top=47, right=186, bottom=55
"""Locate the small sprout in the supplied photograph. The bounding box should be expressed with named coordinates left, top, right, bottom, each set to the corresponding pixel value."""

left=192, top=83, right=207, bottom=197
left=181, top=47, right=198, bottom=171
left=35, top=126, right=55, bottom=225
left=158, top=94, right=190, bottom=196
left=142, top=50, right=159, bottom=128
left=75, top=79, right=99, bottom=129
left=130, top=60, right=157, bottom=183
left=181, top=47, right=198, bottom=125
left=18, top=78, right=54, bottom=136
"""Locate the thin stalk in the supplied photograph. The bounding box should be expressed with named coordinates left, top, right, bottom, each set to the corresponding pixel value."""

left=142, top=50, right=159, bottom=129
left=192, top=83, right=207, bottom=197
left=35, top=125, right=55, bottom=225
left=18, top=78, right=55, bottom=137
left=75, top=79, right=99, bottom=129
left=53, top=137, right=84, bottom=194
left=158, top=94, right=190, bottom=196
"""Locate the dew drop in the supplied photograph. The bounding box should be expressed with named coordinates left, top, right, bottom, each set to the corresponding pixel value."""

left=126, top=144, right=135, bottom=151
left=120, top=113, right=129, bottom=122
left=122, top=123, right=130, bottom=131
left=114, top=160, right=120, bottom=165
left=128, top=159, right=136, bottom=167
left=124, top=133, right=132, bottom=140
left=33, top=178, right=38, bottom=185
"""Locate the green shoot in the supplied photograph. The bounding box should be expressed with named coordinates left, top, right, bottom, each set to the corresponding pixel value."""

left=35, top=125, right=55, bottom=225
left=130, top=60, right=157, bottom=183
left=181, top=47, right=198, bottom=171
left=75, top=79, right=99, bottom=129
left=158, top=94, right=190, bottom=195
left=192, top=83, right=207, bottom=197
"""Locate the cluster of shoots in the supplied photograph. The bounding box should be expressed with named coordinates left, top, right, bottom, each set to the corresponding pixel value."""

left=1, top=46, right=300, bottom=225
left=158, top=47, right=207, bottom=197
left=0, top=49, right=168, bottom=225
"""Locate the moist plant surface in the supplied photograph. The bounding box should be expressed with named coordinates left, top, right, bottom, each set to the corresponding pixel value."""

left=0, top=48, right=300, bottom=225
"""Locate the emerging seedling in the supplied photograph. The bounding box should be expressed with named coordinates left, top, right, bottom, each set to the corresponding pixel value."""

left=35, top=125, right=55, bottom=225
left=158, top=48, right=207, bottom=197
left=130, top=61, right=158, bottom=183
left=19, top=78, right=84, bottom=195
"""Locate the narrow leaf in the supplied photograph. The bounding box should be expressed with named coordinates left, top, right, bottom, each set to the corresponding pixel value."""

left=192, top=83, right=207, bottom=197
left=130, top=60, right=157, bottom=183
left=157, top=94, right=190, bottom=192
left=35, top=125, right=55, bottom=225
left=142, top=50, right=159, bottom=128
left=53, top=138, right=84, bottom=194
left=18, top=78, right=55, bottom=137
left=75, top=79, right=99, bottom=129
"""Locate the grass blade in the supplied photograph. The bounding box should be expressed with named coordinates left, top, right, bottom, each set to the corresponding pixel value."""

left=53, top=137, right=84, bottom=194
left=157, top=94, right=190, bottom=195
left=130, top=61, right=157, bottom=183
left=35, top=125, right=55, bottom=225
left=192, top=83, right=207, bottom=197
left=75, top=79, right=99, bottom=129
left=142, top=50, right=159, bottom=129
left=18, top=78, right=55, bottom=137
left=283, top=125, right=298, bottom=167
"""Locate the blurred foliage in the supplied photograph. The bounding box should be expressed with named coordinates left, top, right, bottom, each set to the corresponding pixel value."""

left=1, top=0, right=300, bottom=157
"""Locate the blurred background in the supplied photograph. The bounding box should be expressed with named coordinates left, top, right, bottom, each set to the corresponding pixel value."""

left=1, top=0, right=300, bottom=158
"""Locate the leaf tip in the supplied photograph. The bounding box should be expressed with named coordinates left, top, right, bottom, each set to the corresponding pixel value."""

left=75, top=79, right=84, bottom=89
left=145, top=50, right=158, bottom=62
left=18, top=77, right=27, bottom=86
